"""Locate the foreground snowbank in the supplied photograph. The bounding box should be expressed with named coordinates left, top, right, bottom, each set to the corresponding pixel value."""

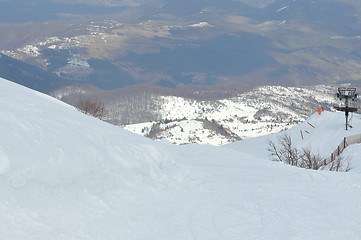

left=0, top=78, right=176, bottom=186
left=0, top=78, right=361, bottom=239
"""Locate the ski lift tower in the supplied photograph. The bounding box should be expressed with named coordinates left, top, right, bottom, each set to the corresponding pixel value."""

left=334, top=87, right=358, bottom=130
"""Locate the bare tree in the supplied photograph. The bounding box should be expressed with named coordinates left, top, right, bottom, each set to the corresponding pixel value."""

left=299, top=148, right=323, bottom=170
left=268, top=134, right=352, bottom=172
left=75, top=99, right=107, bottom=120
left=324, top=155, right=352, bottom=172
left=268, top=134, right=300, bottom=166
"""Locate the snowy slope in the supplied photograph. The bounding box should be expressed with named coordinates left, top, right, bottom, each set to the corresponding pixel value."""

left=225, top=110, right=361, bottom=167
left=1, top=78, right=361, bottom=239
left=124, top=85, right=341, bottom=145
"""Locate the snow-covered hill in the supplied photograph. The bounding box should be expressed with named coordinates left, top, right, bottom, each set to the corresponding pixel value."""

left=1, top=77, right=361, bottom=239
left=124, top=85, right=344, bottom=145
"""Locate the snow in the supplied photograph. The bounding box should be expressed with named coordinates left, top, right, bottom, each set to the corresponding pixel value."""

left=277, top=6, right=289, bottom=13
left=17, top=45, right=41, bottom=57
left=225, top=110, right=361, bottom=163
left=1, top=77, right=361, bottom=239
left=188, top=22, right=214, bottom=28
left=55, top=56, right=93, bottom=77
left=124, top=85, right=339, bottom=145
left=125, top=119, right=236, bottom=145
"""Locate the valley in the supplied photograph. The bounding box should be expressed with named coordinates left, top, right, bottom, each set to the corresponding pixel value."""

left=1, top=0, right=361, bottom=90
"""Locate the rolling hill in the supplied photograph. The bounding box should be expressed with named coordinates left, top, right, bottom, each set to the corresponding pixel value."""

left=1, top=77, right=361, bottom=239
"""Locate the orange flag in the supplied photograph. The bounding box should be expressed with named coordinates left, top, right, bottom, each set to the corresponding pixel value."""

left=317, top=106, right=324, bottom=115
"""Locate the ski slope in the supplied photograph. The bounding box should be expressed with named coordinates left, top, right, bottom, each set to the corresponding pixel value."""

left=0, top=78, right=361, bottom=239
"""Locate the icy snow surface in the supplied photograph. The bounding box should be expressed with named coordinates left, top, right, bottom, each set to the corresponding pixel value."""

left=0, top=78, right=361, bottom=239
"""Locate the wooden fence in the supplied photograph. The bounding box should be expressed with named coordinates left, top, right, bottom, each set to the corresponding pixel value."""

left=326, top=133, right=361, bottom=164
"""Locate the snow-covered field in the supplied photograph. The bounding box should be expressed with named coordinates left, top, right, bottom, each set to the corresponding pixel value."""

left=124, top=85, right=339, bottom=145
left=1, top=78, right=361, bottom=239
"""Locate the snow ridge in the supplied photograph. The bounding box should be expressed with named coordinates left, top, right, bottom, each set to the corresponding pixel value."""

left=1, top=77, right=361, bottom=240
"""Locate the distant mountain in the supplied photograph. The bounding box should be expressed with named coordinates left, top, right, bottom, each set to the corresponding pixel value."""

left=122, top=85, right=343, bottom=145
left=0, top=53, right=63, bottom=92
left=50, top=83, right=345, bottom=145
left=156, top=0, right=259, bottom=17
left=1, top=0, right=361, bottom=91
left=260, top=0, right=359, bottom=35
left=0, top=0, right=127, bottom=23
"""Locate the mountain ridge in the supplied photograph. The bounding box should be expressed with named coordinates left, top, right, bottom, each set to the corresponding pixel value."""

left=49, top=82, right=349, bottom=145
left=0, top=53, right=64, bottom=92
left=1, top=0, right=361, bottom=90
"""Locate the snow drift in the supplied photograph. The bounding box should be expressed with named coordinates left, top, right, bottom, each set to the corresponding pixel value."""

left=0, top=78, right=361, bottom=239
